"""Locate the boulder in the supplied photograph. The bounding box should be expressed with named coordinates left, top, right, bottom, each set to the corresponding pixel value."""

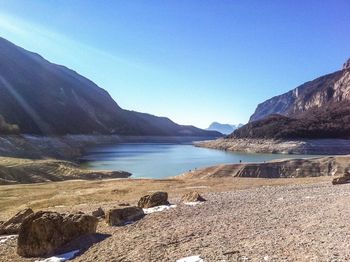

left=17, top=211, right=98, bottom=257
left=181, top=191, right=206, bottom=203
left=0, top=208, right=33, bottom=235
left=91, top=207, right=105, bottom=218
left=105, top=207, right=145, bottom=226
left=137, top=192, right=169, bottom=208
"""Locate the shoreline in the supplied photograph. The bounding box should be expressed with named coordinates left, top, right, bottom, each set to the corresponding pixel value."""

left=178, top=155, right=350, bottom=179
left=195, top=137, right=350, bottom=155
left=0, top=135, right=220, bottom=161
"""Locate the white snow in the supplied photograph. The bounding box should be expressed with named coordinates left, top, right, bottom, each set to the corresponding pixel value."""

left=143, top=205, right=176, bottom=214
left=185, top=186, right=209, bottom=189
left=0, top=235, right=17, bottom=244
left=183, top=202, right=204, bottom=206
left=35, top=250, right=79, bottom=262
left=176, top=255, right=204, bottom=262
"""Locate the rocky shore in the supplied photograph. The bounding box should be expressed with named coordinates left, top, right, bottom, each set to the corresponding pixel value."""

left=179, top=155, right=350, bottom=180
left=195, top=138, right=350, bottom=155
left=0, top=157, right=130, bottom=185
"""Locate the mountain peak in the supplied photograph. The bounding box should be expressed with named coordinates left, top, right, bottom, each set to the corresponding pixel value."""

left=343, top=58, right=350, bottom=70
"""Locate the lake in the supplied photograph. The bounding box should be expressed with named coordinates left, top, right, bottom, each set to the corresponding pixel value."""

left=80, top=142, right=320, bottom=178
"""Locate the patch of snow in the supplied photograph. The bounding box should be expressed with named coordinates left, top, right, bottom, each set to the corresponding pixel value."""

left=143, top=205, right=176, bottom=214
left=183, top=202, right=204, bottom=206
left=185, top=186, right=209, bottom=189
left=277, top=197, right=284, bottom=201
left=176, top=255, right=204, bottom=262
left=264, top=255, right=269, bottom=261
left=35, top=250, right=79, bottom=262
left=0, top=235, right=17, bottom=244
left=305, top=196, right=315, bottom=199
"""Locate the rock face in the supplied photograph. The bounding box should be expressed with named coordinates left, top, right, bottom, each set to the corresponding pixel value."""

left=230, top=59, right=350, bottom=139
left=249, top=66, right=350, bottom=122
left=181, top=192, right=206, bottom=202
left=343, top=58, right=350, bottom=70
left=138, top=192, right=170, bottom=208
left=0, top=208, right=33, bottom=235
left=0, top=37, right=220, bottom=137
left=17, top=211, right=98, bottom=257
left=105, top=207, right=145, bottom=226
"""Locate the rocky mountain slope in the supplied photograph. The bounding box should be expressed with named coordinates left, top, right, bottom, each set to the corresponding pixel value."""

left=0, top=37, right=220, bottom=137
left=232, top=59, right=350, bottom=139
left=249, top=61, right=350, bottom=122
left=206, top=122, right=243, bottom=135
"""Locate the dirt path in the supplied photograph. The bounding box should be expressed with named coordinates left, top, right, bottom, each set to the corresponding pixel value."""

left=1, top=180, right=349, bottom=261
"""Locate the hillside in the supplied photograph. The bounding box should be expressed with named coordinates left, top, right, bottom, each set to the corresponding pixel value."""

left=232, top=60, right=350, bottom=139
left=249, top=64, right=350, bottom=122
left=0, top=37, right=220, bottom=137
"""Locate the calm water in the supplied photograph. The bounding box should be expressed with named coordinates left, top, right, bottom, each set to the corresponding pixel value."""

left=80, top=143, right=319, bottom=178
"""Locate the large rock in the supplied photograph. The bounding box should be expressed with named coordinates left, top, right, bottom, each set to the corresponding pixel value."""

left=181, top=191, right=206, bottom=203
left=137, top=192, right=169, bottom=208
left=0, top=208, right=33, bottom=235
left=17, top=211, right=98, bottom=257
left=105, top=207, right=144, bottom=226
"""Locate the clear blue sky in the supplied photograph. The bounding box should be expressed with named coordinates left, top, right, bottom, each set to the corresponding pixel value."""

left=0, top=1, right=349, bottom=128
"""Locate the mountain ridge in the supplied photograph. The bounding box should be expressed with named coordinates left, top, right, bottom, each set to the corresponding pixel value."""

left=0, top=37, right=220, bottom=137
left=232, top=60, right=350, bottom=139
left=206, top=122, right=243, bottom=135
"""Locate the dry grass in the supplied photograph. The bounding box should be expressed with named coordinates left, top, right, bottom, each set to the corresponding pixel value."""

left=0, top=176, right=333, bottom=220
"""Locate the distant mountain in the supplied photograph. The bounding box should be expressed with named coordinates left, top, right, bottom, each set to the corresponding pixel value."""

left=207, top=122, right=243, bottom=135
left=232, top=59, right=350, bottom=139
left=0, top=37, right=220, bottom=137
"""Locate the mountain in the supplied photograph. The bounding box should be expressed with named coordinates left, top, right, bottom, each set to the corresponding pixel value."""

left=206, top=122, right=243, bottom=135
left=249, top=60, right=350, bottom=122
left=0, top=37, right=220, bottom=137
left=231, top=59, right=350, bottom=139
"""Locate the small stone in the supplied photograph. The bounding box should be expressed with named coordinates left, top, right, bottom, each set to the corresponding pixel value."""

left=181, top=191, right=206, bottom=203
left=105, top=207, right=145, bottom=226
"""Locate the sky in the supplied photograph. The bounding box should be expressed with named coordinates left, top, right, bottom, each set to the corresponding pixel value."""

left=0, top=1, right=349, bottom=128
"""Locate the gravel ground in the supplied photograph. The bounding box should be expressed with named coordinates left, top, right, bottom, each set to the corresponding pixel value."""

left=1, top=181, right=350, bottom=261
